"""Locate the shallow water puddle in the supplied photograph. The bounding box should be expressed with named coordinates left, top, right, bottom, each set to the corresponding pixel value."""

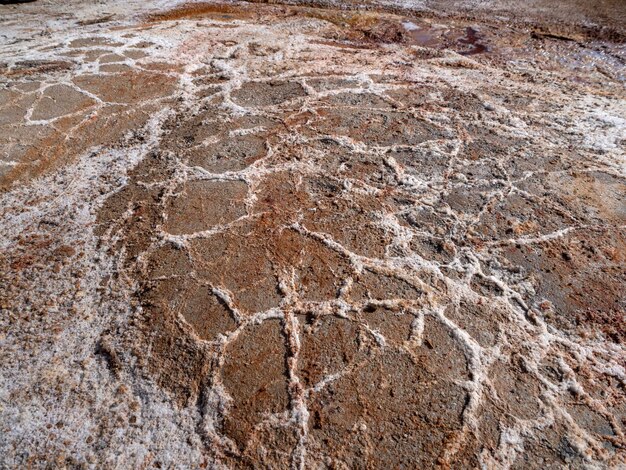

left=402, top=20, right=442, bottom=47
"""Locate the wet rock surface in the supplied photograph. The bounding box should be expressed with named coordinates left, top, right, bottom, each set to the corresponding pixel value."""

left=0, top=0, right=625, bottom=468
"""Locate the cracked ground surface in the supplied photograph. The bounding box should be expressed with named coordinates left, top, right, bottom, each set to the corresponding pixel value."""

left=1, top=0, right=625, bottom=468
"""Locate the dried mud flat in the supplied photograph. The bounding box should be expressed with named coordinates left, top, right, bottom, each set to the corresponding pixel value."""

left=1, top=0, right=625, bottom=468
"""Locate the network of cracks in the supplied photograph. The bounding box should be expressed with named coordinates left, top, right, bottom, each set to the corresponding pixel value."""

left=0, top=1, right=625, bottom=468
left=98, top=62, right=625, bottom=470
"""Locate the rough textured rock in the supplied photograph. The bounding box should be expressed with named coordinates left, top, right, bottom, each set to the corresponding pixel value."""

left=0, top=0, right=625, bottom=468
